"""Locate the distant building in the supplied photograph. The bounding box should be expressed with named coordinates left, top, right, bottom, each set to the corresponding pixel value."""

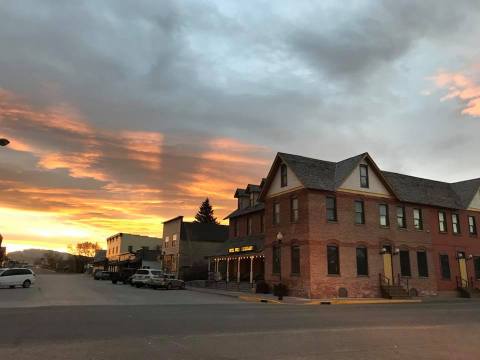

left=106, top=233, right=163, bottom=261
left=162, top=216, right=228, bottom=279
left=92, top=249, right=107, bottom=272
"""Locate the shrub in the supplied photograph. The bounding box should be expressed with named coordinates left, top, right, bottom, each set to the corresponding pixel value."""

left=255, top=281, right=270, bottom=294
left=273, top=283, right=288, bottom=299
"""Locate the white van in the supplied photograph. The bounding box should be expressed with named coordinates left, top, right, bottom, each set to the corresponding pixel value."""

left=0, top=268, right=36, bottom=288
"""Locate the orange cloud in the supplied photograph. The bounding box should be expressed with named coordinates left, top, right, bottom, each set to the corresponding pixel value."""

left=433, top=71, right=480, bottom=117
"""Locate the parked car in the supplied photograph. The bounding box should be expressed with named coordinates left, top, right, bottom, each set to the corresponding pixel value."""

left=148, top=273, right=185, bottom=290
left=94, top=270, right=111, bottom=281
left=130, top=269, right=163, bottom=288
left=111, top=268, right=137, bottom=285
left=0, top=268, right=36, bottom=288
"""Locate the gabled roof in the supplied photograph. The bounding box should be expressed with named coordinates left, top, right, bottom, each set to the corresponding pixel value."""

left=246, top=184, right=261, bottom=193
left=234, top=188, right=247, bottom=198
left=451, top=178, right=480, bottom=208
left=259, top=151, right=480, bottom=210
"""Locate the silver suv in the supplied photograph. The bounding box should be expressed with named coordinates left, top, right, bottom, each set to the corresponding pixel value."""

left=148, top=273, right=185, bottom=290
left=130, top=269, right=163, bottom=288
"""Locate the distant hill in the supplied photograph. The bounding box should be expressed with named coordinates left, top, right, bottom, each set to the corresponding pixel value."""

left=7, top=249, right=70, bottom=265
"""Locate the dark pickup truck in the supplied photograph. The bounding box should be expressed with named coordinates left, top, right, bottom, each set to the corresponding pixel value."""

left=110, top=268, right=137, bottom=285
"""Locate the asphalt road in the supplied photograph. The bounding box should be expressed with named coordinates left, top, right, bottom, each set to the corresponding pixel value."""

left=1, top=273, right=479, bottom=359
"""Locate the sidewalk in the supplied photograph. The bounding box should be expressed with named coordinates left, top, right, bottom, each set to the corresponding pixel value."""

left=186, top=286, right=422, bottom=305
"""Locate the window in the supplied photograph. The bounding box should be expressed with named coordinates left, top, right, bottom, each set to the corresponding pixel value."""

left=128, top=245, right=133, bottom=252
left=327, top=245, right=340, bottom=275
left=438, top=211, right=447, bottom=233
left=452, top=213, right=460, bottom=234
left=280, top=164, right=288, bottom=187
left=272, top=245, right=281, bottom=274
left=468, top=216, right=477, bottom=235
left=379, top=204, right=389, bottom=227
left=417, top=251, right=428, bottom=277
left=249, top=192, right=255, bottom=207
left=291, top=197, right=299, bottom=222
left=356, top=247, right=368, bottom=276
left=399, top=250, right=411, bottom=277
left=234, top=220, right=239, bottom=237
left=247, top=217, right=253, bottom=235
left=326, top=196, right=337, bottom=221
left=397, top=206, right=406, bottom=228
left=354, top=201, right=365, bottom=224
left=291, top=245, right=300, bottom=274
left=440, top=254, right=451, bottom=279
left=359, top=164, right=369, bottom=188
left=273, top=203, right=280, bottom=225
left=165, top=236, right=170, bottom=248
left=260, top=214, right=265, bottom=233
left=413, top=208, right=423, bottom=230
left=474, top=257, right=480, bottom=280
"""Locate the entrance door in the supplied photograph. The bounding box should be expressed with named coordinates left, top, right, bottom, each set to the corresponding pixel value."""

left=383, top=245, right=393, bottom=285
left=458, top=252, right=468, bottom=288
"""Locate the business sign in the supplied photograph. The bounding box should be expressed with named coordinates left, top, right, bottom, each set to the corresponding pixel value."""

left=228, top=245, right=255, bottom=254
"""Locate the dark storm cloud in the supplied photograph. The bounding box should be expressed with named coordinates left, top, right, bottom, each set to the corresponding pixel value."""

left=289, top=0, right=480, bottom=83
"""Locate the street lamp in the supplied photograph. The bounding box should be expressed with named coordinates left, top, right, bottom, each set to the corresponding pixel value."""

left=0, top=139, right=10, bottom=147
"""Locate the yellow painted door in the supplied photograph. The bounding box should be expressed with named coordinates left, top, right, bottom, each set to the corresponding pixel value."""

left=459, top=258, right=468, bottom=287
left=383, top=253, right=393, bottom=284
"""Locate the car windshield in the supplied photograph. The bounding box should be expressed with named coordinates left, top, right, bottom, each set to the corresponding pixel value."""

left=136, top=270, right=149, bottom=275
left=151, top=271, right=162, bottom=276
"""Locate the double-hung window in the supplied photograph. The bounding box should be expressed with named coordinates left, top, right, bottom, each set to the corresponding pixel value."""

left=413, top=208, right=423, bottom=230
left=417, top=251, right=429, bottom=277
left=397, top=206, right=406, bottom=228
left=468, top=216, right=477, bottom=235
left=291, top=197, right=299, bottom=223
left=354, top=200, right=365, bottom=224
left=452, top=213, right=460, bottom=234
left=356, top=247, right=368, bottom=276
left=326, top=196, right=337, bottom=222
left=379, top=204, right=389, bottom=227
left=438, top=211, right=447, bottom=232
left=327, top=245, right=340, bottom=275
left=399, top=250, right=411, bottom=277
left=273, top=203, right=280, bottom=225
left=280, top=164, right=288, bottom=187
left=359, top=164, right=369, bottom=188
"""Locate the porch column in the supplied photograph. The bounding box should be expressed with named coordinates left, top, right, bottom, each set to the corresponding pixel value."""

left=249, top=256, right=254, bottom=285
left=207, top=258, right=211, bottom=272
left=226, top=258, right=230, bottom=282
left=215, top=259, right=218, bottom=273
left=237, top=258, right=241, bottom=283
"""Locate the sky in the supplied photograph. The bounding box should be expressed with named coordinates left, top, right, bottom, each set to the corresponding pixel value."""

left=1, top=1, right=480, bottom=253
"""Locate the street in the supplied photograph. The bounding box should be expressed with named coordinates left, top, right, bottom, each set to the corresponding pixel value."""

left=1, top=273, right=480, bottom=359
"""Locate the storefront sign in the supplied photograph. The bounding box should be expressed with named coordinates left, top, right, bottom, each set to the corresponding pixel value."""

left=228, top=245, right=255, bottom=253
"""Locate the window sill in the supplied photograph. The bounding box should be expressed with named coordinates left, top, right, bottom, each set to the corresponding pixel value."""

left=354, top=223, right=365, bottom=226
left=398, top=227, right=408, bottom=231
left=440, top=278, right=451, bottom=281
left=452, top=233, right=462, bottom=236
left=327, top=220, right=338, bottom=224
left=418, top=276, right=429, bottom=279
left=356, top=275, right=369, bottom=278
left=469, top=233, right=478, bottom=237
left=438, top=231, right=448, bottom=235
left=327, top=274, right=341, bottom=277
left=379, top=225, right=390, bottom=229
left=290, top=273, right=300, bottom=277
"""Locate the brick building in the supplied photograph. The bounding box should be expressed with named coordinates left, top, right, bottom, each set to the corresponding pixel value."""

left=255, top=152, right=480, bottom=299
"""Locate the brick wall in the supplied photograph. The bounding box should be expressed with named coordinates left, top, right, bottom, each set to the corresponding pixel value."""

left=265, top=189, right=438, bottom=298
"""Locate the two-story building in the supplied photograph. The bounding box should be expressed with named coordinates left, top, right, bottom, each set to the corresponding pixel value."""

left=162, top=216, right=228, bottom=279
left=257, top=152, right=480, bottom=299
left=106, top=233, right=163, bottom=260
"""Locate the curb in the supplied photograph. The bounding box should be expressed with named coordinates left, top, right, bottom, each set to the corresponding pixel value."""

left=306, top=299, right=422, bottom=305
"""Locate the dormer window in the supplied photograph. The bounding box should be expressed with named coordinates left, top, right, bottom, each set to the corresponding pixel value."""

left=249, top=192, right=256, bottom=207
left=280, top=164, right=288, bottom=187
left=360, top=164, right=369, bottom=188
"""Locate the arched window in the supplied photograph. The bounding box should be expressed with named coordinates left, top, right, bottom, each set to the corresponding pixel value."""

left=327, top=245, right=340, bottom=275
left=356, top=246, right=368, bottom=276
left=280, top=164, right=288, bottom=187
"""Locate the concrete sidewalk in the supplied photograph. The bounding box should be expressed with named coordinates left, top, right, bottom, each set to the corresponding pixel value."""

left=186, top=286, right=422, bottom=305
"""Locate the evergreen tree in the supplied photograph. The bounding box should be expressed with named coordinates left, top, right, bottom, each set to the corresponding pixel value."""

left=194, top=198, right=218, bottom=224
